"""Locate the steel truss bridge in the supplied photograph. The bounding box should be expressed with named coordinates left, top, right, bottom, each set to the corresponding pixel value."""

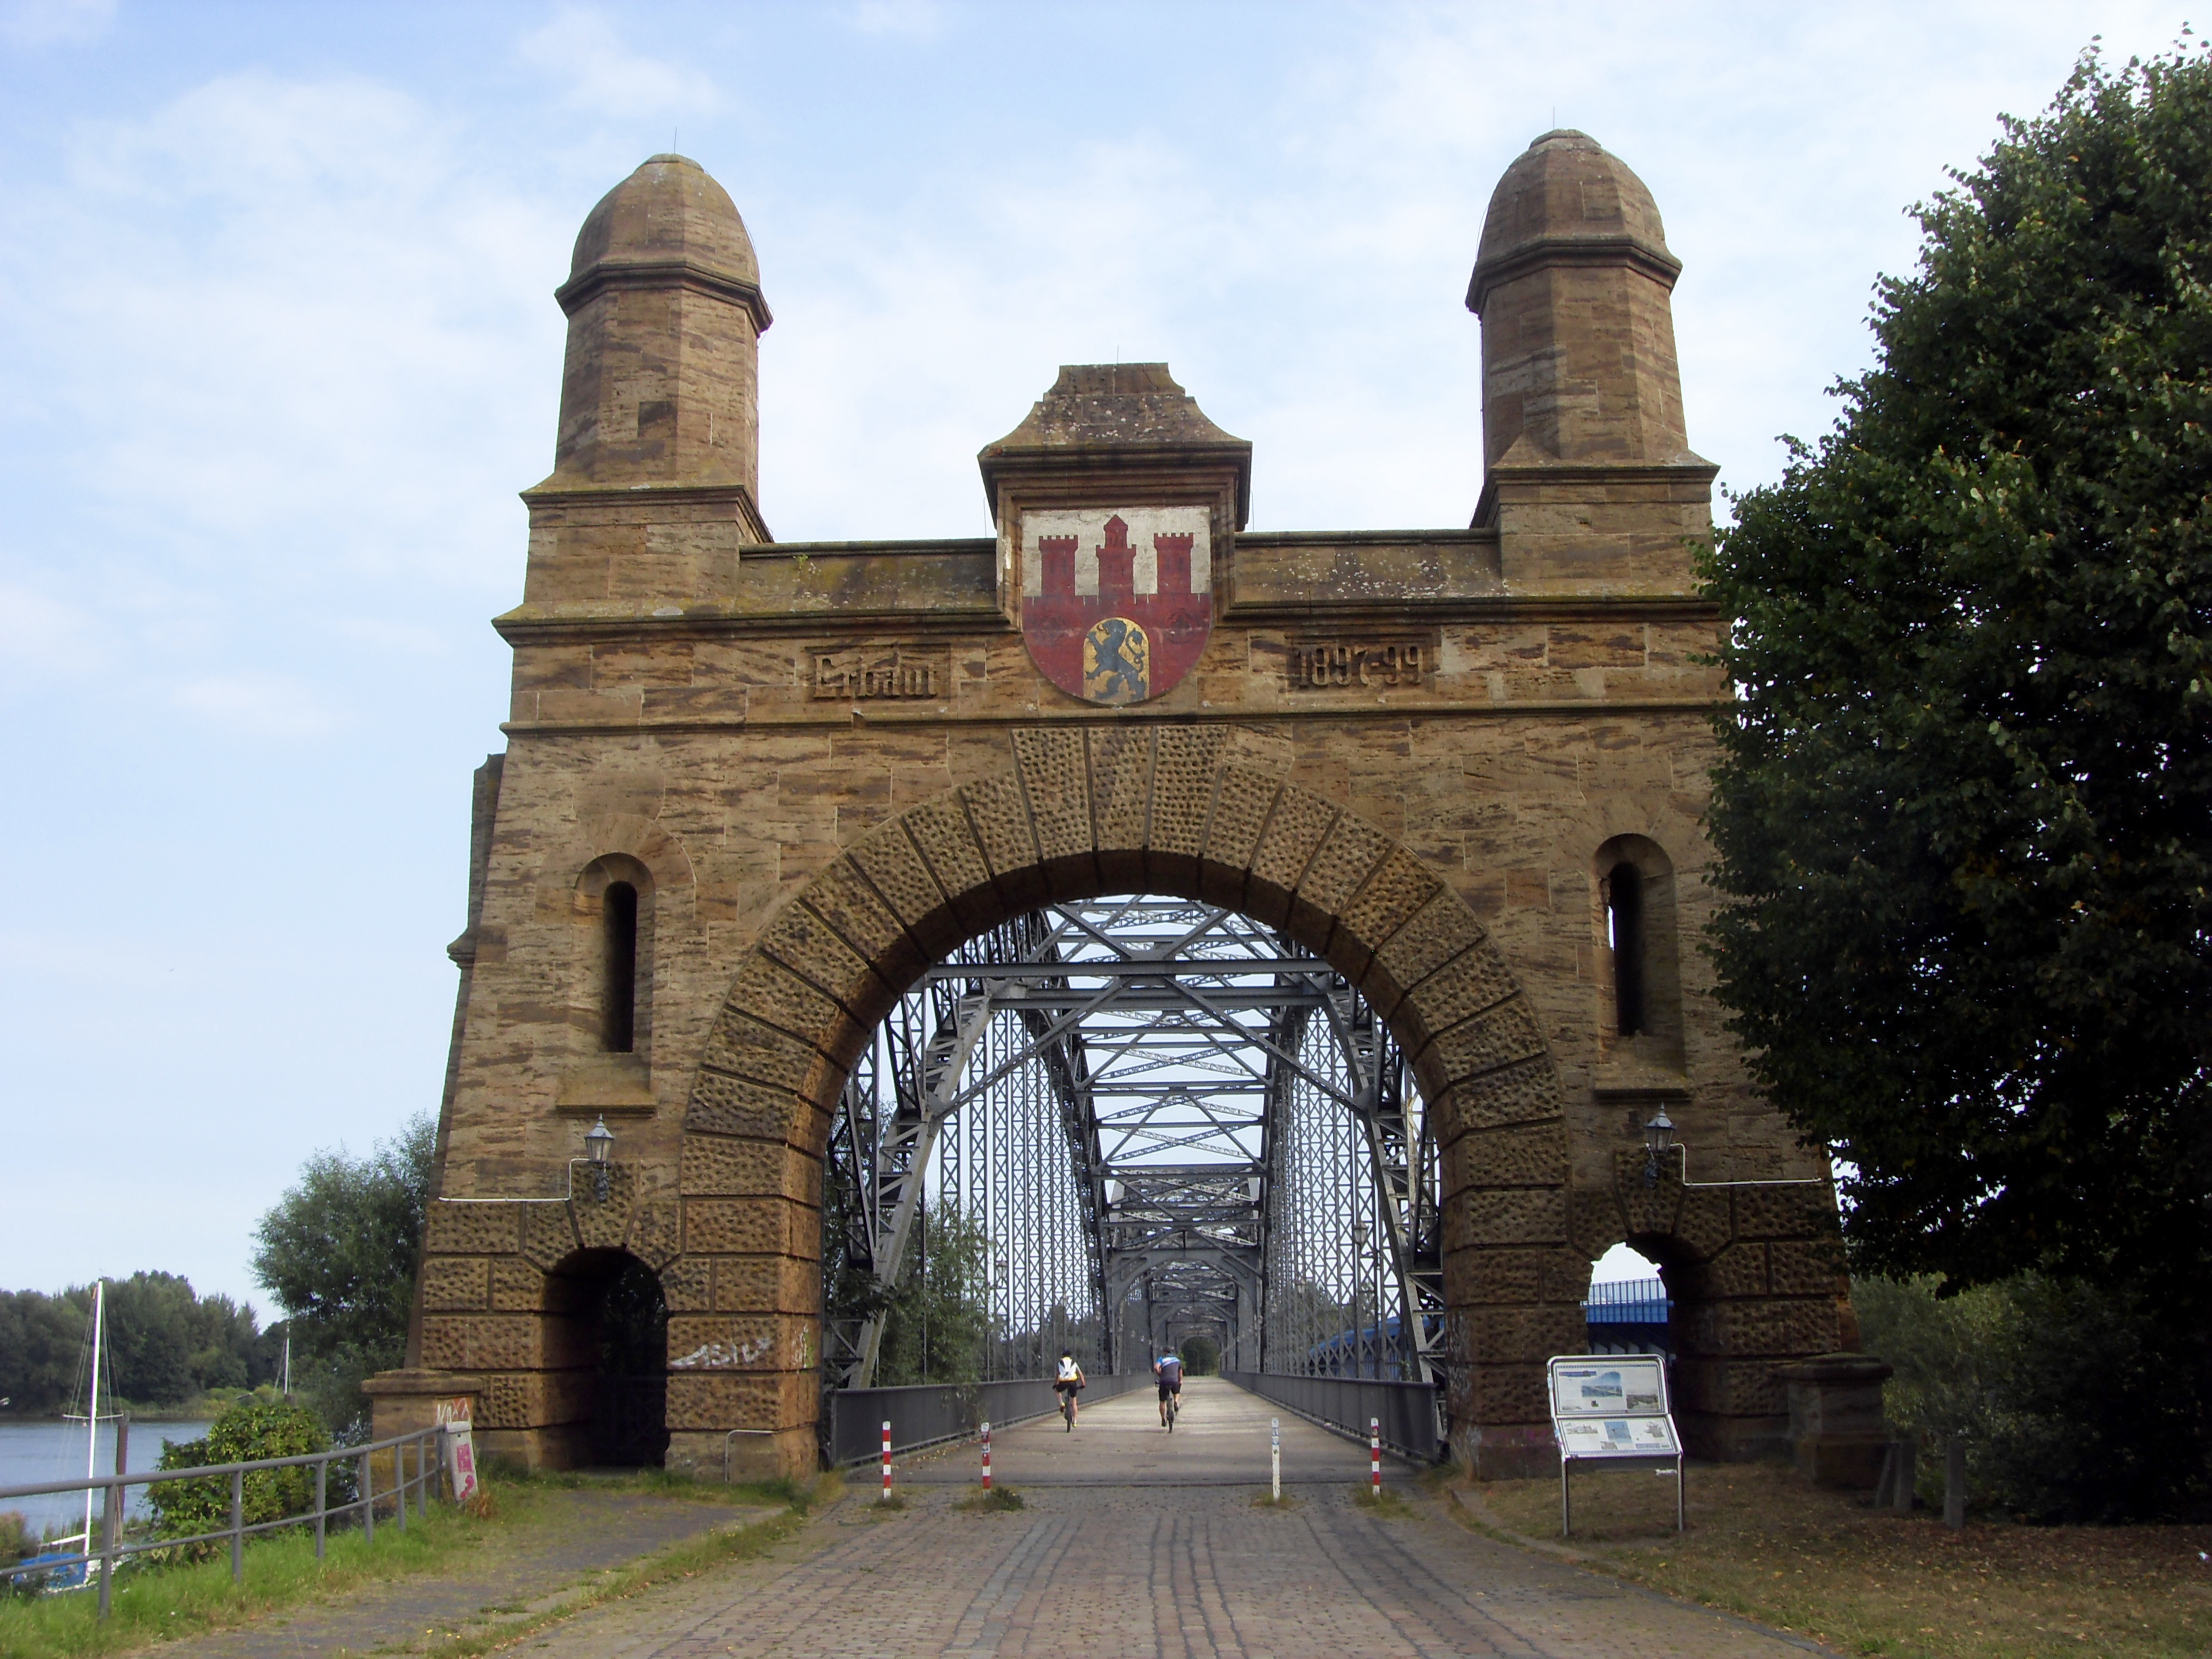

left=821, top=897, right=1444, bottom=1393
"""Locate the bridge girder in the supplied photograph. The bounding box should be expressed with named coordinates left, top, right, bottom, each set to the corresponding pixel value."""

left=822, top=897, right=1441, bottom=1391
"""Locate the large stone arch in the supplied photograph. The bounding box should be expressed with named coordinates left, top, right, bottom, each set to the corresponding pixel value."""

left=381, top=139, right=1870, bottom=1483
left=664, top=724, right=1586, bottom=1478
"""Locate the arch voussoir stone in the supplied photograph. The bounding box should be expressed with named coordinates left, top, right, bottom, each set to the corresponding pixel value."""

left=656, top=726, right=1594, bottom=1478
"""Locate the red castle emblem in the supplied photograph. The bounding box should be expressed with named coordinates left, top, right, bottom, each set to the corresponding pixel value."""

left=1020, top=508, right=1212, bottom=705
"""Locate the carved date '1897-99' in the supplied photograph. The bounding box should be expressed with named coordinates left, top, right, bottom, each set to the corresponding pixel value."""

left=1290, top=640, right=1430, bottom=690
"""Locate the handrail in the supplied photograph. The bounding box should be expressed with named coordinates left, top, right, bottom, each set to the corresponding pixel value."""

left=2, top=1422, right=451, bottom=1618
left=0, top=1424, right=443, bottom=1501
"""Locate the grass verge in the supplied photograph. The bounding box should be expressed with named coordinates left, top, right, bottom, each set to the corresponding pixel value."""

left=954, top=1486, right=1026, bottom=1513
left=1354, top=1486, right=1416, bottom=1519
left=0, top=1471, right=802, bottom=1659
left=1452, top=1460, right=2212, bottom=1659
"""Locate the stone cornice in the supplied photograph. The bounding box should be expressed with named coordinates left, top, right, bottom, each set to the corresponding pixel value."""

left=1472, top=456, right=1721, bottom=531
left=979, top=445, right=1253, bottom=527
left=493, top=602, right=1008, bottom=645
left=499, top=697, right=1730, bottom=738
left=1467, top=233, right=1683, bottom=314
left=552, top=258, right=773, bottom=332
left=519, top=479, right=773, bottom=540
left=492, top=588, right=1720, bottom=647
left=1222, top=592, right=1720, bottom=626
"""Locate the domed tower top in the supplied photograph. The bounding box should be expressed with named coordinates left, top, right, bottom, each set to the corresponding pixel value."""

left=558, top=153, right=768, bottom=313
left=1469, top=129, right=1677, bottom=311
left=1465, top=130, right=1689, bottom=478
left=541, top=154, right=771, bottom=516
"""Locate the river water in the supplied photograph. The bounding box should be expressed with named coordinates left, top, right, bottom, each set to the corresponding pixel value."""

left=0, top=1420, right=213, bottom=1542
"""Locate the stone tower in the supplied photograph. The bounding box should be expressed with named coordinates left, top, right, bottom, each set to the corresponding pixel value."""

left=370, top=136, right=1856, bottom=1482
left=531, top=152, right=773, bottom=607
left=1469, top=130, right=1715, bottom=593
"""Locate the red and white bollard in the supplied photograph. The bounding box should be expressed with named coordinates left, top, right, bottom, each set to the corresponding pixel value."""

left=881, top=1420, right=893, bottom=1502
left=981, top=1420, right=992, bottom=1490
left=1370, top=1418, right=1382, bottom=1498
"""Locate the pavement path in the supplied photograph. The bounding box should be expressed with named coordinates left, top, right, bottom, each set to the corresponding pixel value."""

left=506, top=1378, right=1830, bottom=1659
left=131, top=1487, right=777, bottom=1659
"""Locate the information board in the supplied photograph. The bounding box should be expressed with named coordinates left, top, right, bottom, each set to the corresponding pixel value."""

left=1548, top=1357, right=1679, bottom=1458
left=1551, top=1356, right=1667, bottom=1418
left=1548, top=1353, right=1686, bottom=1534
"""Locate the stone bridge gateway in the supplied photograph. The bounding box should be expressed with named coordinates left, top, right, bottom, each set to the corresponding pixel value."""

left=367, top=131, right=1850, bottom=1482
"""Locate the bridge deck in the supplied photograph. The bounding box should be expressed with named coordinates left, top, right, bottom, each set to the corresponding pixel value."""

left=901, top=1376, right=1377, bottom=1488
left=506, top=1379, right=1816, bottom=1658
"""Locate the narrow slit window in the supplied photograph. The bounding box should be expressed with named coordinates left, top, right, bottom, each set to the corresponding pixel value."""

left=1607, top=862, right=1645, bottom=1038
left=602, top=880, right=638, bottom=1052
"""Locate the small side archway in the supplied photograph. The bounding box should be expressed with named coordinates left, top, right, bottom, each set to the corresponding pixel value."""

left=544, top=1247, right=670, bottom=1469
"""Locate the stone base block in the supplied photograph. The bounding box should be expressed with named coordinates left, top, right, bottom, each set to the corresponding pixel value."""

left=1679, top=1409, right=1789, bottom=1463
left=1776, top=1353, right=1894, bottom=1490
left=668, top=1427, right=816, bottom=1482
left=363, top=1369, right=485, bottom=1439
left=470, top=1427, right=572, bottom=1471
left=1795, top=1433, right=1891, bottom=1489
left=1456, top=1419, right=1557, bottom=1480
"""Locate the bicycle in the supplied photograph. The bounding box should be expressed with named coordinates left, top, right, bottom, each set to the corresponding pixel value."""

left=1060, top=1387, right=1079, bottom=1431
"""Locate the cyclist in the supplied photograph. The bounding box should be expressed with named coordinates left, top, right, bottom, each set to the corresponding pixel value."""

left=1153, top=1349, right=1184, bottom=1429
left=1054, top=1349, right=1086, bottom=1429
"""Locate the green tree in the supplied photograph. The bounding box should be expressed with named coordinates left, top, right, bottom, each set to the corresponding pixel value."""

left=1856, top=1273, right=2208, bottom=1520
left=0, top=1290, right=87, bottom=1415
left=1701, top=42, right=2212, bottom=1296
left=100, top=1273, right=265, bottom=1404
left=146, top=1396, right=328, bottom=1549
left=874, top=1201, right=992, bottom=1386
left=249, top=1114, right=435, bottom=1429
left=0, top=1277, right=269, bottom=1414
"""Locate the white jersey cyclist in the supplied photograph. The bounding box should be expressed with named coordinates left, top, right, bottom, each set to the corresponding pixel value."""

left=1054, top=1350, right=1086, bottom=1427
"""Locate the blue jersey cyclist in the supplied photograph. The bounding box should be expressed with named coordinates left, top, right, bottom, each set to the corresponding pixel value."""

left=1153, top=1351, right=1183, bottom=1427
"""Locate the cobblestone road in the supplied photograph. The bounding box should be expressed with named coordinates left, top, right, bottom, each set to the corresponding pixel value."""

left=518, top=1380, right=1826, bottom=1659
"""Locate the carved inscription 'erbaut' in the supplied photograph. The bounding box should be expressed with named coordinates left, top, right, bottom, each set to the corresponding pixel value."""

left=813, top=651, right=945, bottom=699
left=1290, top=638, right=1433, bottom=690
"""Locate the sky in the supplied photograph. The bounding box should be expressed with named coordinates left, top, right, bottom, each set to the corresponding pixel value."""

left=0, top=0, right=2196, bottom=1313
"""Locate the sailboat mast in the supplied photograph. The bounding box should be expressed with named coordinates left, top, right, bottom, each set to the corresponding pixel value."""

left=82, top=1279, right=104, bottom=1552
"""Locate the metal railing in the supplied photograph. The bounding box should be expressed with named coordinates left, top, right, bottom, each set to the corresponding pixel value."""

left=0, top=1425, right=451, bottom=1617
left=827, top=1372, right=1143, bottom=1465
left=1224, top=1372, right=1445, bottom=1463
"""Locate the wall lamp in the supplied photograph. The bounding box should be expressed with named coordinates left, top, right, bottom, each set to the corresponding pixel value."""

left=585, top=1115, right=615, bottom=1201
left=1642, top=1110, right=1675, bottom=1188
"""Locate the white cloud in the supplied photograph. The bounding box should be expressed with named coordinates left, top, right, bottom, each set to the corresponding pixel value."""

left=0, top=0, right=113, bottom=47
left=519, top=5, right=722, bottom=119
left=847, top=0, right=945, bottom=38
left=0, top=579, right=104, bottom=676
left=333, top=617, right=452, bottom=655
left=172, top=672, right=338, bottom=736
left=2, top=69, right=565, bottom=588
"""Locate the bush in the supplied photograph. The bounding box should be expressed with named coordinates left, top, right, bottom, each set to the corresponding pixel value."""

left=1856, top=1273, right=2211, bottom=1521
left=146, top=1397, right=329, bottom=1550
